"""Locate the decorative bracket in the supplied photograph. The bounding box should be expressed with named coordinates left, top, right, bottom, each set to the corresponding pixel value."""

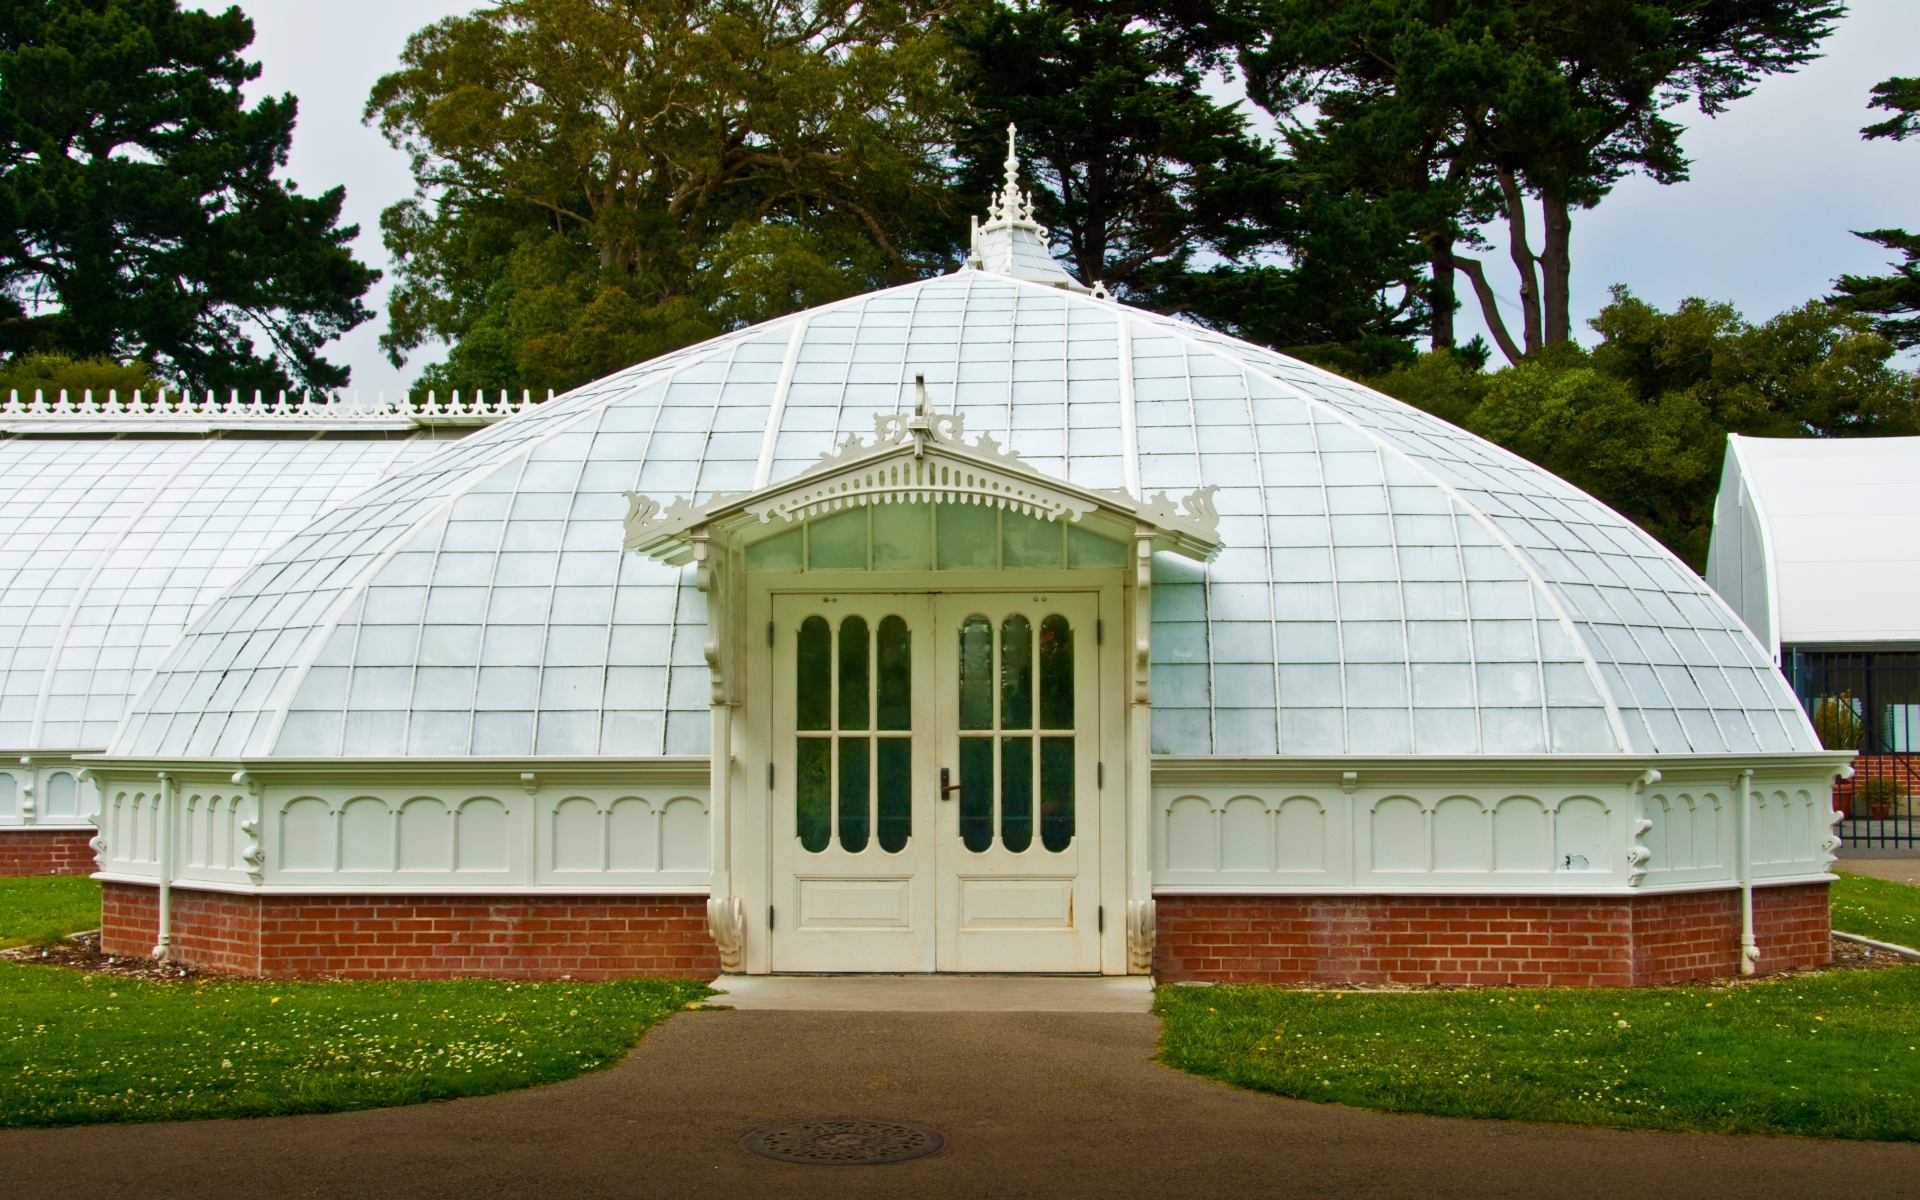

left=1126, top=899, right=1156, bottom=974
left=708, top=894, right=747, bottom=972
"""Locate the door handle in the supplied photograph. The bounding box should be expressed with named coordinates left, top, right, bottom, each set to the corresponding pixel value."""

left=939, top=767, right=961, bottom=800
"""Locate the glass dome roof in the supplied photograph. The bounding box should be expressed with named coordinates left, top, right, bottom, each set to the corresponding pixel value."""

left=0, top=436, right=443, bottom=751
left=107, top=267, right=1819, bottom=760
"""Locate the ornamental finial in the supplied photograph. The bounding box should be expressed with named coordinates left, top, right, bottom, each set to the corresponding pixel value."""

left=989, top=123, right=1032, bottom=225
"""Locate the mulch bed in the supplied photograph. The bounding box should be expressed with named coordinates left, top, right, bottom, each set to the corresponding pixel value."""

left=0, top=932, right=227, bottom=982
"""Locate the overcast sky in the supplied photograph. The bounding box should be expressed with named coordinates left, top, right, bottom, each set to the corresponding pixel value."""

left=236, top=0, right=1920, bottom=395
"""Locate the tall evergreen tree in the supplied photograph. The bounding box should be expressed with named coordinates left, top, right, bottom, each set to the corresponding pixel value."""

left=0, top=0, right=378, bottom=390
left=946, top=0, right=1426, bottom=375
left=1830, top=74, right=1920, bottom=349
left=1236, top=0, right=1841, bottom=364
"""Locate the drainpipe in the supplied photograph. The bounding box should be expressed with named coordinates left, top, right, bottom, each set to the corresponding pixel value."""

left=1737, top=767, right=1758, bottom=976
left=153, top=772, right=174, bottom=963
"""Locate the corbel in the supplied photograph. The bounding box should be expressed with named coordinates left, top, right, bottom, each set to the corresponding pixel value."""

left=1624, top=769, right=1660, bottom=886
left=520, top=772, right=539, bottom=795
left=1132, top=525, right=1153, bottom=706
left=17, top=756, right=33, bottom=822
left=1341, top=771, right=1358, bottom=795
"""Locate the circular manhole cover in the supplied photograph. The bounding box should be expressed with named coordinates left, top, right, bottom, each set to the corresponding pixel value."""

left=741, top=1118, right=944, bottom=1165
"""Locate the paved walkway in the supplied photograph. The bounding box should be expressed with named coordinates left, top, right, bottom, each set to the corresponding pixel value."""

left=4, top=1000, right=1916, bottom=1198
left=710, top=973, right=1154, bottom=1011
left=1837, top=851, right=1920, bottom=887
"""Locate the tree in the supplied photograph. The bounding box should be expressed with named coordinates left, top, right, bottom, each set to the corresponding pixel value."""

left=370, top=0, right=961, bottom=396
left=1237, top=0, right=1841, bottom=364
left=946, top=0, right=1425, bottom=375
left=1830, top=74, right=1920, bottom=349
left=1369, top=288, right=1919, bottom=568
left=0, top=0, right=378, bottom=390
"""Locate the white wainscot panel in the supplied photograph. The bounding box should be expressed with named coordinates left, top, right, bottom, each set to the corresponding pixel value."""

left=1432, top=797, right=1488, bottom=872
left=1492, top=796, right=1550, bottom=873
left=102, top=789, right=161, bottom=876
left=174, top=790, right=259, bottom=887
left=1154, top=788, right=1341, bottom=887
left=1554, top=797, right=1609, bottom=873
left=1643, top=791, right=1727, bottom=884
left=261, top=785, right=709, bottom=891
left=1753, top=788, right=1827, bottom=879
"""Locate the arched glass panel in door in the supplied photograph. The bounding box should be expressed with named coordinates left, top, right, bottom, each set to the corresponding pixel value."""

left=795, top=611, right=913, bottom=856
left=957, top=610, right=1075, bottom=854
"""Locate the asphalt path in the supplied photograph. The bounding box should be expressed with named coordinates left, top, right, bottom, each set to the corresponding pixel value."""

left=4, top=1010, right=1916, bottom=1199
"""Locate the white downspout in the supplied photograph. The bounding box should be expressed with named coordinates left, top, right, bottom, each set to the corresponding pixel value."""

left=153, top=772, right=174, bottom=963
left=1737, top=767, right=1758, bottom=975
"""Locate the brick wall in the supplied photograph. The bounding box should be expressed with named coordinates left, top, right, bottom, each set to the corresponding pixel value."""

left=1154, top=883, right=1831, bottom=987
left=0, top=828, right=96, bottom=876
left=101, top=883, right=720, bottom=980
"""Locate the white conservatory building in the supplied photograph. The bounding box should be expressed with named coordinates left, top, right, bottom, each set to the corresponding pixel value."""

left=4, top=174, right=1849, bottom=985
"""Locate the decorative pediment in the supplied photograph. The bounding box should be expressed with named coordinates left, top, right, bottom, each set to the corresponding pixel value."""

left=623, top=401, right=1222, bottom=565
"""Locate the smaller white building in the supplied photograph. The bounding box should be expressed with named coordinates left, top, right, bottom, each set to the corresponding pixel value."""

left=1706, top=434, right=1920, bottom=760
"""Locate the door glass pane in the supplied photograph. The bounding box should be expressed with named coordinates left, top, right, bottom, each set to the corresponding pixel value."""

left=959, top=736, right=993, bottom=852
left=797, top=616, right=830, bottom=731
left=958, top=615, right=992, bottom=730
left=838, top=736, right=869, bottom=852
left=1039, top=614, right=1073, bottom=729
left=839, top=616, right=869, bottom=731
left=877, top=615, right=910, bottom=730
left=1041, top=736, right=1074, bottom=851
left=1001, top=736, right=1033, bottom=851
left=1001, top=614, right=1032, bottom=730
left=796, top=737, right=830, bottom=852
left=877, top=737, right=911, bottom=853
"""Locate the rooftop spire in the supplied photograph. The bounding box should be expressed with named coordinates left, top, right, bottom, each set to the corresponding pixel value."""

left=965, top=124, right=1089, bottom=292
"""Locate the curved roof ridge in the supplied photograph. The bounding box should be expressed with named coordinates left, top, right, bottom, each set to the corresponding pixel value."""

left=1043, top=282, right=1633, bottom=753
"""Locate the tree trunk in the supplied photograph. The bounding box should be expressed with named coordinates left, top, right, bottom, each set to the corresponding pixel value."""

left=1452, top=254, right=1525, bottom=366
left=1495, top=168, right=1542, bottom=355
left=1428, top=232, right=1457, bottom=351
left=1541, top=192, right=1572, bottom=345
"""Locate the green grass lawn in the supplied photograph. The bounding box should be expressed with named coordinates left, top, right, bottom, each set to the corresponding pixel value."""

left=1833, top=872, right=1920, bottom=949
left=1158, top=968, right=1920, bottom=1141
left=0, top=876, right=101, bottom=949
left=1, top=965, right=710, bottom=1127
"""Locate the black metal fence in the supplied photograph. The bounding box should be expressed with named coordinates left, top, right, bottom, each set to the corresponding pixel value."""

left=1784, top=649, right=1920, bottom=849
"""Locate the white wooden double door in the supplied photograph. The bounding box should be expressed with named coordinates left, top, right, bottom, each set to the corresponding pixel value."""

left=770, top=590, right=1103, bottom=973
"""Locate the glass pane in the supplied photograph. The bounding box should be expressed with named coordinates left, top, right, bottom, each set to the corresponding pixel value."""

left=797, top=616, right=830, bottom=731
left=809, top=508, right=867, bottom=569
left=959, top=736, right=993, bottom=852
left=877, top=737, right=911, bottom=853
left=959, top=614, right=993, bottom=730
left=839, top=615, right=870, bottom=731
left=1001, top=736, right=1033, bottom=852
left=1041, top=736, right=1074, bottom=851
left=877, top=615, right=910, bottom=730
left=937, top=501, right=998, bottom=569
left=796, top=737, right=830, bottom=852
left=1002, top=510, right=1064, bottom=568
left=838, top=736, right=870, bottom=852
left=1069, top=525, right=1128, bottom=568
left=1039, top=614, right=1073, bottom=729
left=746, top=526, right=803, bottom=571
left=872, top=501, right=931, bottom=569
left=1001, top=614, right=1032, bottom=730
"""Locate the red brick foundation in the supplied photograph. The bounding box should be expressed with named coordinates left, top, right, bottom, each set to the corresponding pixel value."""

left=100, top=883, right=720, bottom=980
left=0, top=828, right=97, bottom=876
left=1153, top=883, right=1831, bottom=987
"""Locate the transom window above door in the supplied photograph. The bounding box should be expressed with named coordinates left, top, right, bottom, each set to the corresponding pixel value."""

left=746, top=501, right=1127, bottom=573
